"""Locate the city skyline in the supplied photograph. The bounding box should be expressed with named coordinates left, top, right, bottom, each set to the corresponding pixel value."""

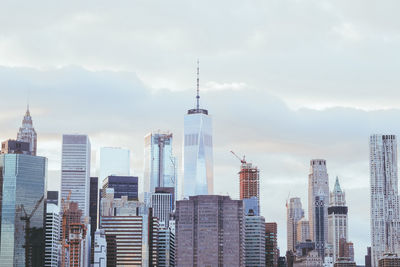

left=2, top=2, right=400, bottom=264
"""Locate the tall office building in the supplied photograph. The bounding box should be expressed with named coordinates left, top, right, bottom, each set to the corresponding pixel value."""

left=239, top=161, right=260, bottom=215
left=47, top=191, right=59, bottom=206
left=296, top=218, right=310, bottom=243
left=99, top=147, right=130, bottom=182
left=17, top=106, right=37, bottom=156
left=151, top=189, right=173, bottom=227
left=287, top=197, right=304, bottom=252
left=45, top=203, right=61, bottom=267
left=265, top=222, right=278, bottom=267
left=370, top=134, right=400, bottom=266
left=328, top=177, right=348, bottom=261
left=158, top=224, right=175, bottom=267
left=245, top=213, right=266, bottom=267
left=183, top=63, right=214, bottom=197
left=102, top=175, right=138, bottom=200
left=61, top=134, right=91, bottom=217
left=0, top=151, right=47, bottom=267
left=308, top=159, right=330, bottom=258
left=144, top=132, right=176, bottom=193
left=176, top=195, right=244, bottom=266
left=366, top=247, right=372, bottom=267
left=89, top=177, right=99, bottom=264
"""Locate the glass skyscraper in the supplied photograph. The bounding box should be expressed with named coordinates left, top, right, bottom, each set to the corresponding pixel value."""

left=182, top=72, right=214, bottom=197
left=144, top=132, right=176, bottom=194
left=0, top=153, right=47, bottom=267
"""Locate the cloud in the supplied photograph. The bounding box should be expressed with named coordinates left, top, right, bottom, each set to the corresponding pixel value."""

left=0, top=66, right=398, bottom=262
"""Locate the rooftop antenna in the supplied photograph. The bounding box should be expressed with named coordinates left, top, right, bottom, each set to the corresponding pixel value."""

left=196, top=59, right=200, bottom=110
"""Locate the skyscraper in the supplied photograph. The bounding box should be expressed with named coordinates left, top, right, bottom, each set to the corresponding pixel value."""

left=0, top=152, right=47, bottom=266
left=102, top=175, right=138, bottom=200
left=296, top=218, right=310, bottom=243
left=99, top=147, right=130, bottom=182
left=239, top=160, right=260, bottom=215
left=370, top=134, right=400, bottom=266
left=45, top=203, right=61, bottom=267
left=17, top=106, right=37, bottom=156
left=93, top=229, right=107, bottom=267
left=175, top=195, right=244, bottom=266
left=183, top=62, right=214, bottom=197
left=286, top=197, right=304, bottom=252
left=89, top=177, right=99, bottom=265
left=265, top=222, right=278, bottom=267
left=144, top=132, right=176, bottom=194
left=328, top=177, right=348, bottom=261
left=61, top=134, right=91, bottom=217
left=245, top=213, right=266, bottom=267
left=151, top=189, right=173, bottom=227
left=308, top=159, right=329, bottom=258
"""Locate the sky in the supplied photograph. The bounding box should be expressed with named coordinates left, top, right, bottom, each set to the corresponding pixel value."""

left=2, top=0, right=400, bottom=264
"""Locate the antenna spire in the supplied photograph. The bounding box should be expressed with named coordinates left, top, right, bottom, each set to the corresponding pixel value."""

left=196, top=59, right=200, bottom=110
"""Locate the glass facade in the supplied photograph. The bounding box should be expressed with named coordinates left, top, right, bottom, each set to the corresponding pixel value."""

left=102, top=176, right=138, bottom=200
left=0, top=154, right=47, bottom=267
left=144, top=133, right=176, bottom=194
left=183, top=111, right=214, bottom=197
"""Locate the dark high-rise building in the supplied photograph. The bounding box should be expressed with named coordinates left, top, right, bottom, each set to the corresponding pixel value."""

left=89, top=177, right=98, bottom=264
left=265, top=222, right=278, bottom=267
left=176, top=195, right=244, bottom=266
left=1, top=139, right=30, bottom=155
left=365, top=247, right=372, bottom=267
left=0, top=152, right=47, bottom=266
left=47, top=191, right=59, bottom=206
left=278, top=256, right=287, bottom=267
left=102, top=175, right=138, bottom=200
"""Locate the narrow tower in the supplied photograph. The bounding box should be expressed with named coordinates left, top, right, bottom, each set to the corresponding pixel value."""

left=182, top=61, right=214, bottom=197
left=17, top=105, right=37, bottom=156
left=287, top=197, right=304, bottom=253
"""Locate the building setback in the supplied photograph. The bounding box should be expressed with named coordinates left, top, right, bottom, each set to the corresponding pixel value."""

left=370, top=135, right=400, bottom=266
left=175, top=195, right=244, bottom=266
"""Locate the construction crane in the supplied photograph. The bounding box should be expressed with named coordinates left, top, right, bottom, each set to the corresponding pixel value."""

left=230, top=150, right=246, bottom=164
left=20, top=194, right=44, bottom=267
left=61, top=191, right=72, bottom=267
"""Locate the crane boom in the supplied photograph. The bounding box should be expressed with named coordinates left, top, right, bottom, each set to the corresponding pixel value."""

left=230, top=150, right=246, bottom=164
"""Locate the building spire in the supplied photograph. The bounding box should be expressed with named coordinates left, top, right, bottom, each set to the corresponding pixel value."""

left=334, top=176, right=342, bottom=193
left=196, top=59, right=200, bottom=110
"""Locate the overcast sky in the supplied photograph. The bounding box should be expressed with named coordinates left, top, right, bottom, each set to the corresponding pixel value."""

left=2, top=0, right=400, bottom=263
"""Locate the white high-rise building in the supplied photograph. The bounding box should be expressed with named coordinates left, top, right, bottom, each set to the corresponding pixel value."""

left=287, top=197, right=304, bottom=252
left=327, top=177, right=348, bottom=261
left=370, top=134, right=400, bottom=266
left=144, top=132, right=176, bottom=193
left=308, top=159, right=330, bottom=258
left=183, top=63, right=214, bottom=197
left=45, top=203, right=61, bottom=267
left=99, top=147, right=130, bottom=182
left=93, top=229, right=107, bottom=267
left=151, top=191, right=173, bottom=227
left=61, top=134, right=91, bottom=217
left=17, top=106, right=37, bottom=155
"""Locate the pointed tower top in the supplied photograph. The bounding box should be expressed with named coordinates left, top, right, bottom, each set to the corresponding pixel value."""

left=334, top=176, right=342, bottom=193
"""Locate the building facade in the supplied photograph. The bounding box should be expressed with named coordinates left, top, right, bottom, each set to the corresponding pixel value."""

left=370, top=134, right=400, bottom=266
left=158, top=225, right=175, bottom=267
left=89, top=177, right=98, bottom=265
left=102, top=175, right=138, bottom=201
left=61, top=134, right=91, bottom=217
left=151, top=190, right=173, bottom=227
left=144, top=132, right=176, bottom=194
left=378, top=253, right=400, bottom=267
left=182, top=74, right=214, bottom=197
left=93, top=229, right=107, bottom=267
left=0, top=153, right=47, bottom=267
left=245, top=214, right=266, bottom=267
left=328, top=177, right=348, bottom=261
left=45, top=203, right=61, bottom=267
left=176, top=195, right=244, bottom=266
left=296, top=218, right=310, bottom=243
left=240, top=162, right=260, bottom=215
left=287, top=197, right=304, bottom=252
left=17, top=107, right=37, bottom=156
left=265, top=222, right=278, bottom=267
left=308, top=159, right=330, bottom=258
